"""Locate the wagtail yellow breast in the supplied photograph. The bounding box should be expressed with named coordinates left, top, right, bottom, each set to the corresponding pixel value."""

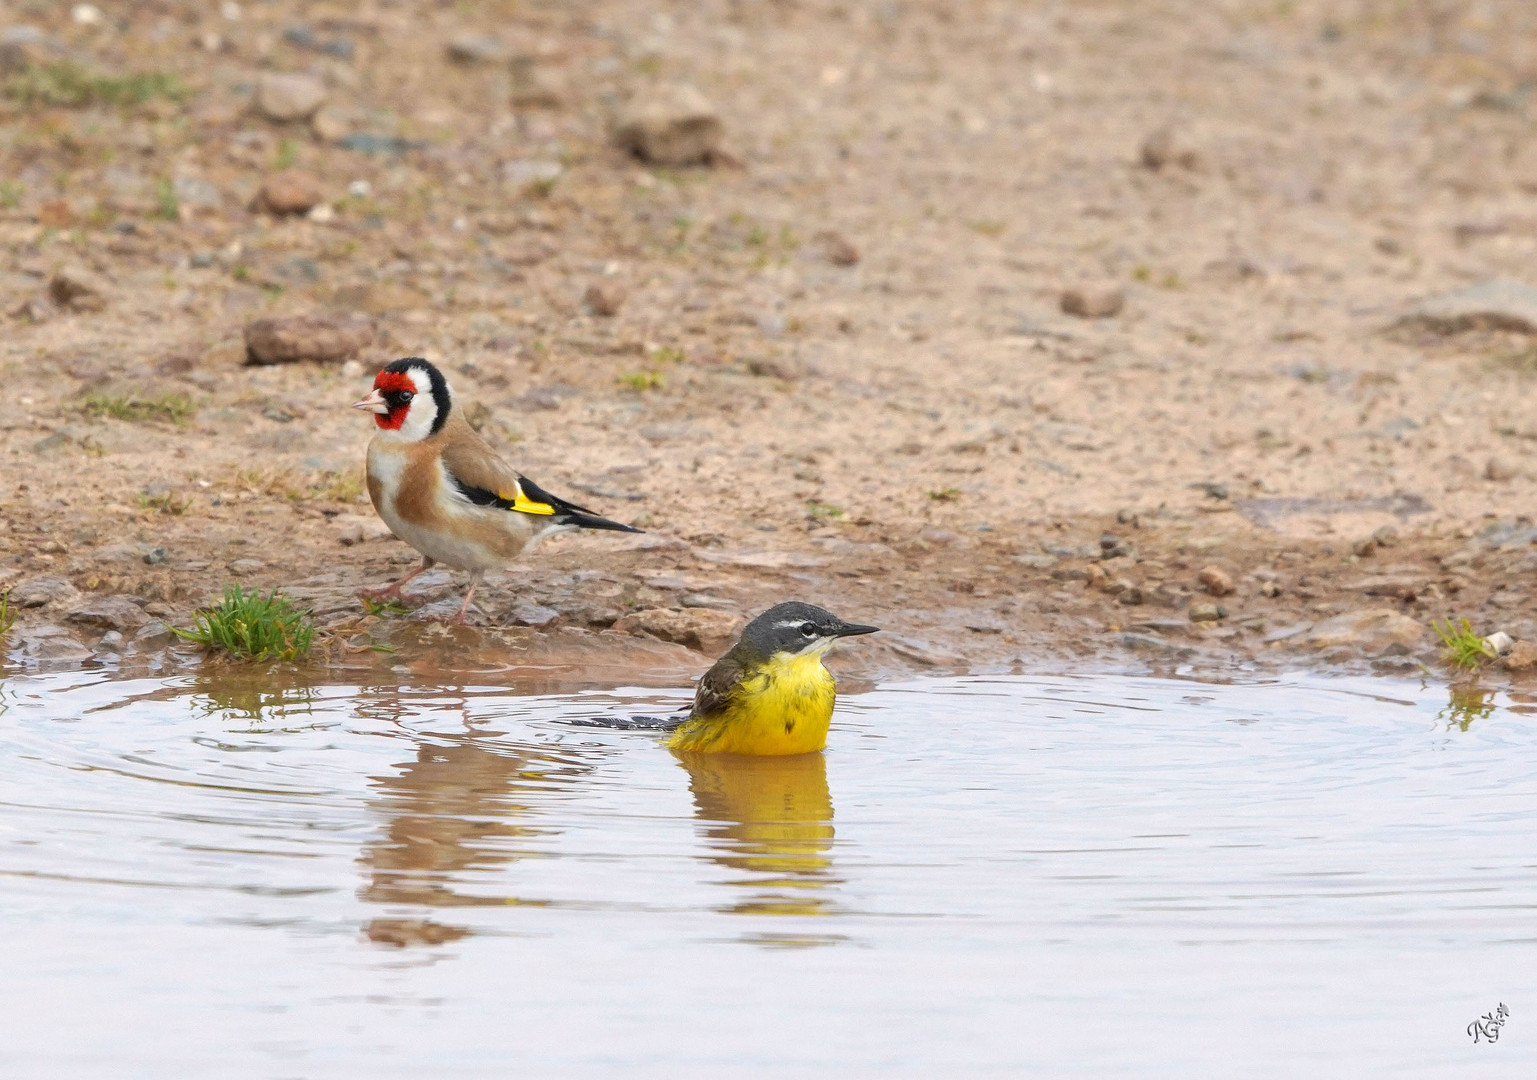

left=667, top=602, right=878, bottom=756
left=352, top=357, right=639, bottom=622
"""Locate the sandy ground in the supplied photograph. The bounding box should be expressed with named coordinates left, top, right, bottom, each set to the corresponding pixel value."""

left=4, top=0, right=1537, bottom=688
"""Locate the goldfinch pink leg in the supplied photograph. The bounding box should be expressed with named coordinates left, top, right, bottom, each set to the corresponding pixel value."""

left=448, top=582, right=478, bottom=625
left=359, top=557, right=435, bottom=603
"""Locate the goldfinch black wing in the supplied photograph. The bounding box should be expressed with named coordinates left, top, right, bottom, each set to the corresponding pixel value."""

left=438, top=421, right=639, bottom=532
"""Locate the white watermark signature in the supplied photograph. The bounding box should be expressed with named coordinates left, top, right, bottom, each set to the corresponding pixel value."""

left=1468, top=1003, right=1509, bottom=1044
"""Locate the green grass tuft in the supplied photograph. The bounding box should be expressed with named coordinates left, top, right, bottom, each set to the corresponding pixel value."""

left=82, top=391, right=196, bottom=425
left=174, top=585, right=315, bottom=662
left=4, top=62, right=186, bottom=109
left=928, top=486, right=962, bottom=502
left=135, top=490, right=194, bottom=515
left=618, top=370, right=665, bottom=391
left=1432, top=616, right=1492, bottom=670
left=0, top=590, right=16, bottom=638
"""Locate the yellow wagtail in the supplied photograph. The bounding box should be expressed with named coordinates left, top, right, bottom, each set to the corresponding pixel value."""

left=666, top=601, right=878, bottom=756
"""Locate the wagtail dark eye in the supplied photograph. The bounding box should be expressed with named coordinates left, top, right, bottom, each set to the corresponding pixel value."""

left=800, top=623, right=817, bottom=637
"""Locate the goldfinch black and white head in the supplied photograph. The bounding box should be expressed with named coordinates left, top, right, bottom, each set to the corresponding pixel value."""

left=352, top=358, right=450, bottom=443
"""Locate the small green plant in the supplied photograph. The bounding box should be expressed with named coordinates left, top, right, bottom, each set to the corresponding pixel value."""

left=82, top=391, right=196, bottom=425
left=174, top=585, right=315, bottom=662
left=154, top=177, right=179, bottom=221
left=360, top=596, right=409, bottom=617
left=0, top=179, right=22, bottom=209
left=314, top=470, right=365, bottom=503
left=648, top=345, right=686, bottom=365
left=4, top=62, right=185, bottom=108
left=928, top=487, right=962, bottom=502
left=135, top=490, right=193, bottom=515
left=274, top=137, right=298, bottom=170
left=1432, top=616, right=1492, bottom=670
left=806, top=500, right=845, bottom=522
left=618, top=370, right=665, bottom=391
left=0, top=590, right=16, bottom=638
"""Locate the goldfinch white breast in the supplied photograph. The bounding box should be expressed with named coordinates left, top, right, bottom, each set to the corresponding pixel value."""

left=352, top=357, right=640, bottom=623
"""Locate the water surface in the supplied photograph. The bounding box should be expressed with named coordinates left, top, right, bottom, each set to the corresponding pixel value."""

left=1, top=671, right=1532, bottom=1077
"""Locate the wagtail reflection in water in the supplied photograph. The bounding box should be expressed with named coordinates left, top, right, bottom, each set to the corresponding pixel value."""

left=665, top=602, right=879, bottom=755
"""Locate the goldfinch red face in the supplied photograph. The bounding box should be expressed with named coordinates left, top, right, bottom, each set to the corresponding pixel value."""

left=352, top=358, right=448, bottom=442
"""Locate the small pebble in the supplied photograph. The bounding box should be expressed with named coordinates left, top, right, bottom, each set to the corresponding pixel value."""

left=614, top=84, right=723, bottom=166
left=813, top=230, right=860, bottom=266
left=1485, top=458, right=1518, bottom=482
left=244, top=315, right=375, bottom=365
left=256, top=72, right=328, bottom=122
left=49, top=264, right=109, bottom=312
left=583, top=281, right=627, bottom=317
left=1189, top=602, right=1225, bottom=623
left=254, top=169, right=325, bottom=216
left=1060, top=284, right=1125, bottom=319
left=1503, top=640, right=1537, bottom=671
left=1139, top=125, right=1199, bottom=170
left=1198, top=565, right=1234, bottom=596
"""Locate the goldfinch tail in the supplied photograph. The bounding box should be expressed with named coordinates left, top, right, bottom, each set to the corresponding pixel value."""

left=517, top=475, right=643, bottom=533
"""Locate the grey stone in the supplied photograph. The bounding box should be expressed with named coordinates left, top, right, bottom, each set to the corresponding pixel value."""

left=510, top=602, right=560, bottom=628
left=614, top=84, right=723, bottom=166
left=13, top=624, right=92, bottom=663
left=1304, top=609, right=1424, bottom=650
left=96, top=630, right=124, bottom=651
left=1400, top=279, right=1537, bottom=334
left=1189, top=602, right=1226, bottom=623
left=67, top=596, right=148, bottom=631
left=133, top=620, right=175, bottom=647
left=256, top=72, right=328, bottom=122
left=9, top=575, right=77, bottom=607
left=410, top=597, right=484, bottom=624
left=229, top=558, right=264, bottom=574
left=142, top=547, right=169, bottom=565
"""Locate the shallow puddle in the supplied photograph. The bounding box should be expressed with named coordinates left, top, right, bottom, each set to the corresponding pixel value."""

left=2, top=670, right=1533, bottom=1077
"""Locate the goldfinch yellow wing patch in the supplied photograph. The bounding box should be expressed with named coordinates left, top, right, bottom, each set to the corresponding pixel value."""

left=508, top=487, right=555, bottom=515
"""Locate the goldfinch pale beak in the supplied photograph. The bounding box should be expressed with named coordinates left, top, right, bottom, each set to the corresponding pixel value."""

left=353, top=389, right=390, bottom=414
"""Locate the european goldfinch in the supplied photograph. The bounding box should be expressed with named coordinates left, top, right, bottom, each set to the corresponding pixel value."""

left=352, top=357, right=640, bottom=622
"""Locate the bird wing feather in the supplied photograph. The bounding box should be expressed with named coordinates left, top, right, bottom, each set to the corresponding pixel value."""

left=691, top=650, right=750, bottom=719
left=437, top=413, right=528, bottom=506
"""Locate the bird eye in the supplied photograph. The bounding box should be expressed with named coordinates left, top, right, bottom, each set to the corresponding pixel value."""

left=800, top=622, right=817, bottom=637
left=399, top=390, right=414, bottom=403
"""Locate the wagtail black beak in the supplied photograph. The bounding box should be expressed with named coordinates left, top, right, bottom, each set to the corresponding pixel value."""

left=834, top=622, right=880, bottom=637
